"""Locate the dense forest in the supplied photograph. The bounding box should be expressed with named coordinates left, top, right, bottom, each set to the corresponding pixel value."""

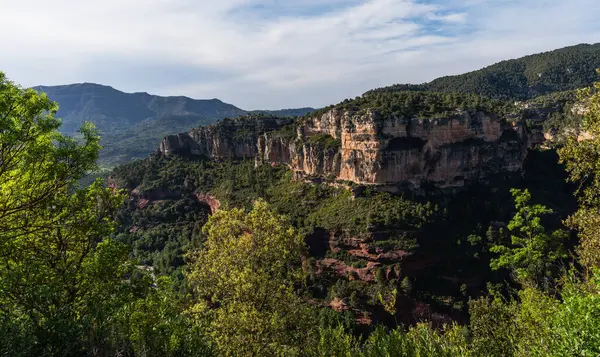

left=309, top=90, right=516, bottom=126
left=2, top=59, right=600, bottom=357
left=367, top=43, right=600, bottom=100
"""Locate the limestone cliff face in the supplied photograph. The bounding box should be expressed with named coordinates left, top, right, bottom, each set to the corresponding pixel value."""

left=159, top=117, right=294, bottom=158
left=159, top=109, right=527, bottom=189
left=283, top=109, right=525, bottom=187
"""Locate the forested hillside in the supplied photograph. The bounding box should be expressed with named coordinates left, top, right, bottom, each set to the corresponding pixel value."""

left=313, top=89, right=514, bottom=119
left=91, top=63, right=600, bottom=355
left=253, top=107, right=316, bottom=117
left=367, top=43, right=600, bottom=100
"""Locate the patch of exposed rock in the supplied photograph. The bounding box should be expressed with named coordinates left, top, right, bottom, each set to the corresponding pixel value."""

left=194, top=192, right=221, bottom=214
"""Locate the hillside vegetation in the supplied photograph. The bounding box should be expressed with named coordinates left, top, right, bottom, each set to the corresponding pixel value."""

left=312, top=90, right=514, bottom=119
left=367, top=43, right=600, bottom=100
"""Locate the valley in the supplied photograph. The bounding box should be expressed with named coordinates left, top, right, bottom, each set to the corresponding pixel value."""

left=108, top=85, right=578, bottom=330
left=3, top=42, right=600, bottom=356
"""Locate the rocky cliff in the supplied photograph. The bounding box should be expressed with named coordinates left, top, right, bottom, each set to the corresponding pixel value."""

left=159, top=116, right=295, bottom=157
left=159, top=100, right=528, bottom=189
left=517, top=91, right=586, bottom=147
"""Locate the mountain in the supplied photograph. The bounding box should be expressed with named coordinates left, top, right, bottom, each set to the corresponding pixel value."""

left=34, top=83, right=315, bottom=167
left=34, top=83, right=246, bottom=134
left=153, top=43, right=600, bottom=191
left=366, top=43, right=600, bottom=100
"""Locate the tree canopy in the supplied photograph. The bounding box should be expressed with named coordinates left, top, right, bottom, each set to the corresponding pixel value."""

left=187, top=200, right=314, bottom=357
left=490, top=188, right=567, bottom=289
left=559, top=70, right=600, bottom=270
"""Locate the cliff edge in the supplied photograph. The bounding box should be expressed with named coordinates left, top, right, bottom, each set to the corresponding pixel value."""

left=159, top=92, right=528, bottom=189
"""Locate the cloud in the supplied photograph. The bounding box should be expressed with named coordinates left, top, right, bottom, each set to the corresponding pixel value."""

left=0, top=0, right=598, bottom=109
left=426, top=12, right=467, bottom=24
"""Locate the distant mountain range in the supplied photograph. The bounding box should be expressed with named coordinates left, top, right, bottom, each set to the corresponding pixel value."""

left=34, top=83, right=315, bottom=167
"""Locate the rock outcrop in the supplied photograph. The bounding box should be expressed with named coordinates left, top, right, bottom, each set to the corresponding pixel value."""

left=159, top=117, right=295, bottom=158
left=517, top=91, right=586, bottom=147
left=159, top=108, right=527, bottom=189
left=194, top=192, right=221, bottom=214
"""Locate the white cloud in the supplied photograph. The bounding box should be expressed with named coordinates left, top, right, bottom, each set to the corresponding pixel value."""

left=426, top=12, right=467, bottom=24
left=0, top=0, right=598, bottom=109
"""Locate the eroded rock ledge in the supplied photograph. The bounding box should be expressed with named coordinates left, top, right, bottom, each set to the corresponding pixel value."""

left=159, top=108, right=527, bottom=189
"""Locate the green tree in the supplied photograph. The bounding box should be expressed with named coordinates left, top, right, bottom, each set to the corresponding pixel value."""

left=513, top=287, right=558, bottom=357
left=559, top=70, right=600, bottom=271
left=490, top=188, right=567, bottom=288
left=468, top=297, right=519, bottom=357
left=361, top=324, right=471, bottom=357
left=125, top=277, right=212, bottom=357
left=306, top=323, right=472, bottom=357
left=401, top=276, right=413, bottom=295
left=308, top=326, right=358, bottom=357
left=0, top=72, right=141, bottom=355
left=0, top=73, right=101, bottom=236
left=509, top=275, right=600, bottom=357
left=186, top=200, right=314, bottom=357
left=543, top=275, right=600, bottom=356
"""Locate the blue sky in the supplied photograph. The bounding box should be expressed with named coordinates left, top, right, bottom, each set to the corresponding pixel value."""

left=0, top=0, right=599, bottom=109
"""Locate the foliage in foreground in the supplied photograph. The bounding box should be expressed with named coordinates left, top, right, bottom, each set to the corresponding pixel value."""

left=187, top=200, right=314, bottom=357
left=489, top=188, right=568, bottom=290
left=0, top=72, right=209, bottom=356
left=559, top=70, right=600, bottom=271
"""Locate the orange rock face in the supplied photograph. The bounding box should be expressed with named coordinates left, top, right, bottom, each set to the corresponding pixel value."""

left=159, top=108, right=528, bottom=189
left=194, top=192, right=221, bottom=214
left=260, top=108, right=527, bottom=188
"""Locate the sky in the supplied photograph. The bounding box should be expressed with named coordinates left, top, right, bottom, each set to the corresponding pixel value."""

left=0, top=0, right=599, bottom=110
